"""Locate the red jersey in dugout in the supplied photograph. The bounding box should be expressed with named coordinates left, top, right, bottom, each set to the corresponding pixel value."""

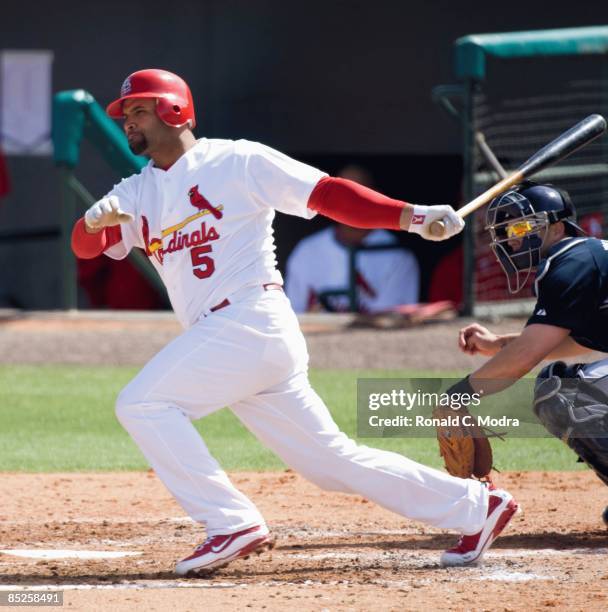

left=0, top=149, right=11, bottom=198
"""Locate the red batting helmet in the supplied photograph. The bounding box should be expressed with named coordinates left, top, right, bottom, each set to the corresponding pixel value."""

left=106, top=69, right=196, bottom=129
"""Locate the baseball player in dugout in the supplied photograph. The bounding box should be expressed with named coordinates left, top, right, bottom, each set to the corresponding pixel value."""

left=440, top=183, right=608, bottom=518
left=71, top=69, right=518, bottom=576
left=286, top=164, right=420, bottom=313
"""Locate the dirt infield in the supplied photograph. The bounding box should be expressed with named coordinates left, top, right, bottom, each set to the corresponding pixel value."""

left=0, top=310, right=536, bottom=369
left=2, top=309, right=603, bottom=370
left=0, top=471, right=607, bottom=611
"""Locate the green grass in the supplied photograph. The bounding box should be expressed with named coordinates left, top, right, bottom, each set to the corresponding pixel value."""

left=0, top=364, right=586, bottom=473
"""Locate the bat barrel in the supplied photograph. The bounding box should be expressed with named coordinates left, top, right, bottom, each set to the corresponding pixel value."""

left=518, top=114, right=607, bottom=177
left=428, top=114, right=607, bottom=239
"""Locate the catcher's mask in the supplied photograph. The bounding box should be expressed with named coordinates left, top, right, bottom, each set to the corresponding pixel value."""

left=486, top=183, right=586, bottom=294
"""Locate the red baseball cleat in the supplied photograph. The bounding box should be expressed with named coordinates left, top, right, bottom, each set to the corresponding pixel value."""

left=440, top=488, right=519, bottom=567
left=175, top=524, right=275, bottom=576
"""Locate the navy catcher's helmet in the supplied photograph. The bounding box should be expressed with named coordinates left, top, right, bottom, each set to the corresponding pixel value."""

left=486, top=182, right=586, bottom=294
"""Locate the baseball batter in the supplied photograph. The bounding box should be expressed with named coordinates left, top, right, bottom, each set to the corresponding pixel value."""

left=71, top=69, right=518, bottom=575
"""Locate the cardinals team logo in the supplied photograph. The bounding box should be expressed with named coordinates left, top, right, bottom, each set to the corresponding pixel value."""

left=121, top=77, right=132, bottom=96
left=141, top=189, right=224, bottom=266
left=188, top=185, right=223, bottom=220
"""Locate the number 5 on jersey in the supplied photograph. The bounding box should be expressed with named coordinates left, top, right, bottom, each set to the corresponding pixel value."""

left=191, top=245, right=215, bottom=279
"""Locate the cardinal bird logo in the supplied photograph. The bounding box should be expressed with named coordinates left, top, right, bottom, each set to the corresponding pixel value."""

left=188, top=185, right=223, bottom=219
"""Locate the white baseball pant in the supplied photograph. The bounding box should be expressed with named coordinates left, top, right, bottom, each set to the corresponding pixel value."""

left=115, top=285, right=488, bottom=536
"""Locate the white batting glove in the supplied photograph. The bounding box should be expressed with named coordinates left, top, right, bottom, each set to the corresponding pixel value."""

left=84, top=196, right=134, bottom=231
left=408, top=204, right=465, bottom=241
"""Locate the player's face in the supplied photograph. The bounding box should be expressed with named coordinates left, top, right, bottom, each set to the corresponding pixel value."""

left=504, top=221, right=563, bottom=256
left=122, top=98, right=164, bottom=156
left=539, top=223, right=566, bottom=256
left=505, top=220, right=540, bottom=252
left=504, top=217, right=550, bottom=253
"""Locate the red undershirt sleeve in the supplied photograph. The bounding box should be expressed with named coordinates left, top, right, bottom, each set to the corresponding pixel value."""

left=307, top=176, right=406, bottom=230
left=71, top=217, right=123, bottom=259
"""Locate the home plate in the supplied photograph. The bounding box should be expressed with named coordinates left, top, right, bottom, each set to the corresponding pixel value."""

left=474, top=570, right=554, bottom=582
left=1, top=549, right=142, bottom=560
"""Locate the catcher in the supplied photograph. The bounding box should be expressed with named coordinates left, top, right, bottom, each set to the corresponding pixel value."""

left=436, top=182, right=608, bottom=523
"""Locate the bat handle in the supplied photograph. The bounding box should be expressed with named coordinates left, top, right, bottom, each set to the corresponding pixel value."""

left=429, top=219, right=447, bottom=238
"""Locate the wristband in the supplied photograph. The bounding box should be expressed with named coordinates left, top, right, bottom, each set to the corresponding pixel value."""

left=407, top=205, right=429, bottom=235
left=445, top=376, right=478, bottom=410
left=445, top=376, right=475, bottom=397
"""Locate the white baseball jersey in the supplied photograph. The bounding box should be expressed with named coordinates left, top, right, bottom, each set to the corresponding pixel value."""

left=101, top=139, right=326, bottom=328
left=285, top=227, right=420, bottom=312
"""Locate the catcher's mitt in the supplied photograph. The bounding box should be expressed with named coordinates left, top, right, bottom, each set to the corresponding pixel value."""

left=433, top=405, right=495, bottom=479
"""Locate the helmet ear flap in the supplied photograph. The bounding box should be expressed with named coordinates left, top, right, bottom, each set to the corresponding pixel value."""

left=156, top=97, right=179, bottom=126
left=151, top=92, right=195, bottom=129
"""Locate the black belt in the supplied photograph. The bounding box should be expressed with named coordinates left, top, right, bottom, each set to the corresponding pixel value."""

left=209, top=283, right=284, bottom=313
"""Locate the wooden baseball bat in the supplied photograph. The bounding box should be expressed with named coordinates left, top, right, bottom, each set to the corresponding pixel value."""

left=430, top=113, right=607, bottom=237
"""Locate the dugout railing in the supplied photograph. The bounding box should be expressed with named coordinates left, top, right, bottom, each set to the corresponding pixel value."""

left=434, top=25, right=608, bottom=316
left=52, top=90, right=167, bottom=309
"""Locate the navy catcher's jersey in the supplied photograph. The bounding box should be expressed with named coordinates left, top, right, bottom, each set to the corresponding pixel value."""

left=526, top=237, right=608, bottom=352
